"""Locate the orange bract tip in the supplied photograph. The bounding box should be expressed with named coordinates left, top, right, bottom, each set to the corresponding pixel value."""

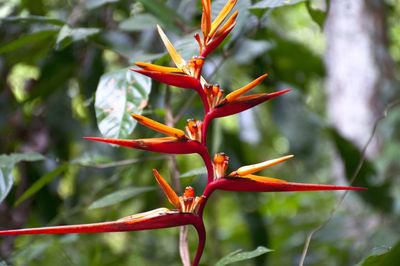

left=156, top=25, right=187, bottom=71
left=135, top=62, right=183, bottom=73
left=231, top=155, right=294, bottom=176
left=213, top=153, right=229, bottom=164
left=224, top=73, right=268, bottom=103
left=131, top=114, right=186, bottom=139
left=209, top=0, right=237, bottom=39
left=184, top=186, right=195, bottom=198
left=152, top=169, right=181, bottom=209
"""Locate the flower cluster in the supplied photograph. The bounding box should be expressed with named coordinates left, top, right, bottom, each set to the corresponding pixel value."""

left=0, top=1, right=365, bottom=265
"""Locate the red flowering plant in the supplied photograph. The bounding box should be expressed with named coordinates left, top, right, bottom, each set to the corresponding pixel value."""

left=0, top=0, right=365, bottom=265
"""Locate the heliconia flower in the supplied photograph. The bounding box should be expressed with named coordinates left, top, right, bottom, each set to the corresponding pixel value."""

left=0, top=169, right=207, bottom=266
left=85, top=114, right=202, bottom=154
left=196, top=0, right=238, bottom=57
left=204, top=154, right=366, bottom=198
left=200, top=74, right=290, bottom=143
left=85, top=114, right=215, bottom=181
left=132, top=25, right=210, bottom=110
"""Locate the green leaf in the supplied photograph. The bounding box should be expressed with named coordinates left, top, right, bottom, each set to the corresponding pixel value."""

left=251, top=0, right=305, bottom=9
left=180, top=167, right=207, bottom=178
left=14, top=164, right=67, bottom=207
left=215, top=246, right=272, bottom=266
left=0, top=153, right=45, bottom=167
left=0, top=153, right=45, bottom=204
left=329, top=128, right=394, bottom=212
left=305, top=2, right=327, bottom=29
left=136, top=0, right=184, bottom=33
left=357, top=242, right=400, bottom=266
left=1, top=16, right=65, bottom=25
left=0, top=30, right=58, bottom=55
left=85, top=0, right=118, bottom=9
left=119, top=14, right=159, bottom=32
left=95, top=69, right=151, bottom=139
left=88, top=187, right=155, bottom=209
left=55, top=25, right=100, bottom=50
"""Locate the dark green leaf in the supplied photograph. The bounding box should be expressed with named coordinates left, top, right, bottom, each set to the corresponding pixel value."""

left=215, top=246, right=272, bottom=266
left=329, top=128, right=394, bottom=212
left=119, top=14, right=159, bottom=32
left=14, top=164, right=67, bottom=207
left=1, top=16, right=65, bottom=25
left=305, top=2, right=327, bottom=29
left=136, top=0, right=184, bottom=33
left=0, top=153, right=45, bottom=203
left=358, top=242, right=400, bottom=266
left=85, top=0, right=118, bottom=10
left=0, top=30, right=58, bottom=55
left=95, top=69, right=151, bottom=139
left=55, top=25, right=100, bottom=50
left=88, top=187, right=155, bottom=209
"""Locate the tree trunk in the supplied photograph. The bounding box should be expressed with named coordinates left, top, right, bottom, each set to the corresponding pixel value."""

left=325, top=0, right=394, bottom=156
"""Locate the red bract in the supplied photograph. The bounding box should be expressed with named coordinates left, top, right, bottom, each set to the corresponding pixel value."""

left=1, top=1, right=365, bottom=266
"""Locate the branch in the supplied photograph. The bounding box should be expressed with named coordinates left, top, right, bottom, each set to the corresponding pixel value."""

left=298, top=99, right=400, bottom=266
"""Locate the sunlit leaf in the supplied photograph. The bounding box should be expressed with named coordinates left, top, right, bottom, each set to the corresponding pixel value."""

left=88, top=187, right=155, bottom=209
left=0, top=153, right=45, bottom=204
left=55, top=25, right=100, bottom=50
left=215, top=246, right=272, bottom=266
left=95, top=69, right=151, bottom=139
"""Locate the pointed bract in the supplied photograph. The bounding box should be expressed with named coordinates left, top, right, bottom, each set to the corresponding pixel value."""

left=132, top=69, right=201, bottom=90
left=230, top=155, right=294, bottom=176
left=132, top=114, right=186, bottom=139
left=224, top=73, right=269, bottom=104
left=157, top=25, right=187, bottom=71
left=209, top=0, right=237, bottom=39
left=153, top=169, right=181, bottom=209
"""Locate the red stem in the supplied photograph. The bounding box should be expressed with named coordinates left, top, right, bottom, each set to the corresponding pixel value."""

left=199, top=148, right=214, bottom=183
left=192, top=218, right=206, bottom=266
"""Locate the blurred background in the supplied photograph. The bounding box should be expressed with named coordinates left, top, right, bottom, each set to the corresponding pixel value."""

left=0, top=0, right=399, bottom=265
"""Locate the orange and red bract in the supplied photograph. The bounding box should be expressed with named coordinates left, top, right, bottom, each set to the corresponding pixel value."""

left=0, top=1, right=365, bottom=266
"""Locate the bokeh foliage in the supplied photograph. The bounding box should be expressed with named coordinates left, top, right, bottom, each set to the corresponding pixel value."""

left=1, top=0, right=400, bottom=265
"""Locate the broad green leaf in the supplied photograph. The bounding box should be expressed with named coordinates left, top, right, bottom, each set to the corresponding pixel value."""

left=95, top=69, right=151, bottom=139
left=85, top=0, right=118, bottom=9
left=88, top=187, right=155, bottom=209
left=55, top=25, right=100, bottom=50
left=251, top=0, right=305, bottom=9
left=0, top=153, right=45, bottom=204
left=180, top=167, right=207, bottom=178
left=357, top=242, right=400, bottom=266
left=329, top=128, right=394, bottom=212
left=119, top=14, right=159, bottom=32
left=14, top=164, right=67, bottom=207
left=0, top=30, right=58, bottom=55
left=215, top=246, right=272, bottom=266
left=1, top=16, right=65, bottom=25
